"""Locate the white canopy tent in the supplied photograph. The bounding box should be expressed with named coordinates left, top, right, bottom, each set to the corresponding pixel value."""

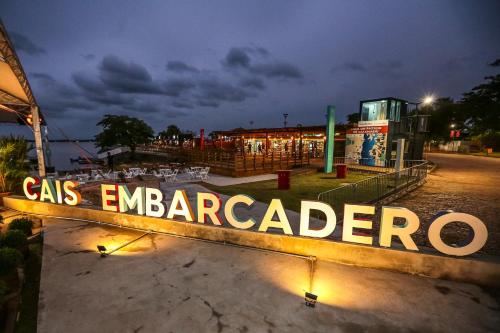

left=0, top=20, right=46, bottom=176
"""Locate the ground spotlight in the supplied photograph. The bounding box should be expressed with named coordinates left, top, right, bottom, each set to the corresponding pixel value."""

left=305, top=292, right=318, bottom=308
left=97, top=245, right=107, bottom=257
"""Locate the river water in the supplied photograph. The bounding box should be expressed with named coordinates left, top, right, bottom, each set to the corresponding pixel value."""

left=28, top=141, right=99, bottom=171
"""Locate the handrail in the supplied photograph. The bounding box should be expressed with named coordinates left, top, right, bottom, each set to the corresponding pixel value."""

left=317, top=161, right=428, bottom=204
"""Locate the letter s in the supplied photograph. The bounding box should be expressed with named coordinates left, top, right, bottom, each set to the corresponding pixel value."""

left=63, top=181, right=81, bottom=206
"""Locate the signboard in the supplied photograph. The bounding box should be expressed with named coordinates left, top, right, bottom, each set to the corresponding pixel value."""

left=358, top=120, right=389, bottom=127
left=345, top=125, right=388, bottom=166
left=21, top=177, right=489, bottom=257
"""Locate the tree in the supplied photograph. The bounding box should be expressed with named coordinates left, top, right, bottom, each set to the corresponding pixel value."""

left=347, top=112, right=360, bottom=125
left=159, top=125, right=181, bottom=139
left=95, top=115, right=154, bottom=154
left=422, top=98, right=467, bottom=141
left=0, top=136, right=31, bottom=193
left=461, top=59, right=500, bottom=134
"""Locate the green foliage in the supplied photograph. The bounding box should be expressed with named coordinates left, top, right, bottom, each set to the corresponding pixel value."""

left=8, top=218, right=34, bottom=236
left=424, top=59, right=500, bottom=143
left=159, top=124, right=181, bottom=139
left=0, top=136, right=31, bottom=193
left=15, top=242, right=43, bottom=332
left=422, top=98, right=467, bottom=141
left=95, top=115, right=154, bottom=153
left=472, top=131, right=500, bottom=151
left=347, top=112, right=360, bottom=125
left=2, top=230, right=28, bottom=250
left=461, top=59, right=500, bottom=134
left=0, top=247, right=23, bottom=275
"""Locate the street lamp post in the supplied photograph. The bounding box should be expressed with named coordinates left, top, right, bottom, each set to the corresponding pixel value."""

left=407, top=95, right=434, bottom=160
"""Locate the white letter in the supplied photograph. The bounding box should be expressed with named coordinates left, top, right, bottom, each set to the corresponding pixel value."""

left=259, top=199, right=293, bottom=235
left=197, top=192, right=222, bottom=225
left=101, top=184, right=118, bottom=212
left=428, top=213, right=488, bottom=256
left=380, top=207, right=420, bottom=251
left=167, top=190, right=193, bottom=221
left=39, top=179, right=56, bottom=203
left=342, top=204, right=374, bottom=245
left=23, top=177, right=39, bottom=200
left=224, top=194, right=256, bottom=229
left=299, top=200, right=336, bottom=238
left=119, top=185, right=145, bottom=214
left=63, top=180, right=81, bottom=206
left=145, top=188, right=165, bottom=217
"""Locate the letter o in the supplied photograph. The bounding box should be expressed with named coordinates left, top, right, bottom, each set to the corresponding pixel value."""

left=428, top=213, right=487, bottom=256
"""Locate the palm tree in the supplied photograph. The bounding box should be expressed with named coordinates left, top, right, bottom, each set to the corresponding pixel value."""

left=0, top=136, right=31, bottom=193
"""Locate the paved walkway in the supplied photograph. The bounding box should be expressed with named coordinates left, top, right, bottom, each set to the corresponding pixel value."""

left=202, top=173, right=277, bottom=186
left=37, top=218, right=500, bottom=333
left=387, top=153, right=500, bottom=255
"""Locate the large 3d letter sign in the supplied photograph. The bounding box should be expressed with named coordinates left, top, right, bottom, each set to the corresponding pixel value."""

left=21, top=177, right=488, bottom=257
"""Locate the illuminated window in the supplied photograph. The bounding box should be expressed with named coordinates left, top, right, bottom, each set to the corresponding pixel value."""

left=389, top=100, right=401, bottom=122
left=361, top=100, right=387, bottom=121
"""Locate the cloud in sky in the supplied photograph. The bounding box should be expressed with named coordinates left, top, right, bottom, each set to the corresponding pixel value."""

left=2, top=0, right=499, bottom=138
left=99, top=55, right=162, bottom=94
left=166, top=61, right=199, bottom=73
left=43, top=49, right=301, bottom=117
left=8, top=31, right=45, bottom=55
left=223, top=47, right=303, bottom=80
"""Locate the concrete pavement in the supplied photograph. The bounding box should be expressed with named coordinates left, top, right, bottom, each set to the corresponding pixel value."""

left=37, top=218, right=500, bottom=333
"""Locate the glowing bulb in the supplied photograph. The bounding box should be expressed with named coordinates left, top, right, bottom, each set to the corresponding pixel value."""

left=422, top=95, right=435, bottom=105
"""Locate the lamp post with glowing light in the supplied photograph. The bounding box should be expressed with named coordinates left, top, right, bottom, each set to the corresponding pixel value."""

left=407, top=95, right=435, bottom=159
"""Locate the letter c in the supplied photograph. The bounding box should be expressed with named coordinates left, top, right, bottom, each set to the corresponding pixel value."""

left=23, top=177, right=39, bottom=200
left=224, top=194, right=256, bottom=229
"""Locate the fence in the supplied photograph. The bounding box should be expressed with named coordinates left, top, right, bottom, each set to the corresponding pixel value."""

left=332, top=157, right=427, bottom=174
left=193, top=149, right=311, bottom=177
left=317, top=161, right=428, bottom=214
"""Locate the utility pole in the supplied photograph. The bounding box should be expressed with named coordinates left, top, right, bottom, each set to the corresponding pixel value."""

left=283, top=113, right=288, bottom=128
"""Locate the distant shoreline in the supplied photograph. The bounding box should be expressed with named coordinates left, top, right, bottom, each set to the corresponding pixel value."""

left=26, top=139, right=96, bottom=143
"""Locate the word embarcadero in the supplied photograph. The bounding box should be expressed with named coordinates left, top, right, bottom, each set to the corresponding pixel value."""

left=23, top=177, right=488, bottom=257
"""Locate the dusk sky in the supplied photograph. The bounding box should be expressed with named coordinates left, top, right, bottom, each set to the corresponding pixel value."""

left=1, top=0, right=499, bottom=139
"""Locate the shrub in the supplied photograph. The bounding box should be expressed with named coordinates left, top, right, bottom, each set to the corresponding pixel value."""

left=472, top=131, right=500, bottom=151
left=0, top=136, right=31, bottom=193
left=8, top=218, right=33, bottom=236
left=2, top=230, right=28, bottom=250
left=0, top=247, right=23, bottom=275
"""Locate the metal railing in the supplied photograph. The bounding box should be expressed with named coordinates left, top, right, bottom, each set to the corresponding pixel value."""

left=334, top=157, right=426, bottom=168
left=317, top=161, right=428, bottom=214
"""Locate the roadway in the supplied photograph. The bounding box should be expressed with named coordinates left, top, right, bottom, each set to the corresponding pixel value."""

left=390, top=153, right=500, bottom=255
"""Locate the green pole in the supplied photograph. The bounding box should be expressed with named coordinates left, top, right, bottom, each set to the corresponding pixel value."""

left=324, top=105, right=335, bottom=173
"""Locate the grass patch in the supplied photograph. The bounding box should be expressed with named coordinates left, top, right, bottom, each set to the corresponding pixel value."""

left=203, top=171, right=369, bottom=213
left=15, top=238, right=43, bottom=333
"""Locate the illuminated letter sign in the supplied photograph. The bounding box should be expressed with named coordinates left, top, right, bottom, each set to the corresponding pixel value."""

left=19, top=177, right=490, bottom=257
left=428, top=213, right=488, bottom=256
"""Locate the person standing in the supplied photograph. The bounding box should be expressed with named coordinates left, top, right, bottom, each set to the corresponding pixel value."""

left=107, top=152, right=114, bottom=171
